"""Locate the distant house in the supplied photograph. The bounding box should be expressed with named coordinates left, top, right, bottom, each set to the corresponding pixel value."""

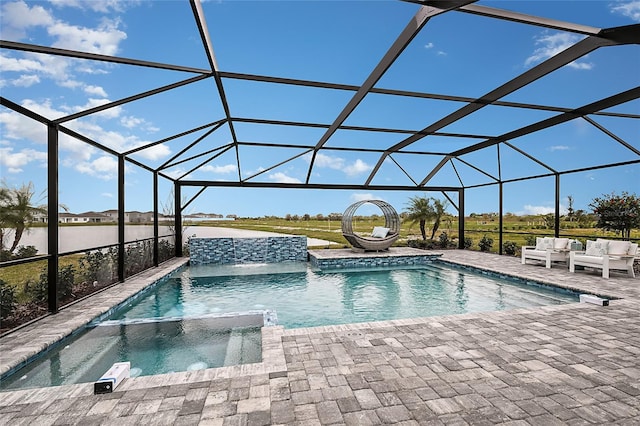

left=101, top=210, right=121, bottom=223
left=59, top=211, right=110, bottom=223
left=128, top=211, right=154, bottom=223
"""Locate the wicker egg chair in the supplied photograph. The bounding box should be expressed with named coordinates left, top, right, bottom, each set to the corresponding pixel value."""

left=341, top=200, right=401, bottom=251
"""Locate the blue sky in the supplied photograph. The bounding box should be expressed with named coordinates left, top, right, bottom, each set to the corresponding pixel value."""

left=1, top=0, right=639, bottom=219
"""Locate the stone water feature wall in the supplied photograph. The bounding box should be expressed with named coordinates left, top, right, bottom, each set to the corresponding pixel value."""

left=308, top=253, right=440, bottom=270
left=189, top=236, right=307, bottom=265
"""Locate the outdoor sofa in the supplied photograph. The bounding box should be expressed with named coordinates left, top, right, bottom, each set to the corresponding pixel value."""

left=569, top=238, right=637, bottom=279
left=521, top=237, right=577, bottom=268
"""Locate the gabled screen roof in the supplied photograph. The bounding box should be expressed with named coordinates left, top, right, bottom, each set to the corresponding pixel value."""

left=1, top=0, right=638, bottom=199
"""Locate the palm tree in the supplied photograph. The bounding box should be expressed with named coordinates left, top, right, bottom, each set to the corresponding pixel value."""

left=430, top=198, right=450, bottom=239
left=404, top=196, right=434, bottom=240
left=1, top=181, right=47, bottom=253
left=0, top=186, right=12, bottom=251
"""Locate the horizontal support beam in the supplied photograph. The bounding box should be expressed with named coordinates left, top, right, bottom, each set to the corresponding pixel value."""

left=179, top=180, right=461, bottom=192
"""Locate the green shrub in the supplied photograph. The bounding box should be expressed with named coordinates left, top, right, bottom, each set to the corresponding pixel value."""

left=478, top=235, right=493, bottom=252
left=0, top=279, right=17, bottom=321
left=0, top=250, right=12, bottom=261
left=502, top=241, right=518, bottom=256
left=14, top=245, right=38, bottom=259
left=524, top=235, right=537, bottom=246
left=24, top=265, right=76, bottom=303
left=464, top=237, right=473, bottom=249
left=79, top=248, right=117, bottom=285
left=438, top=232, right=450, bottom=249
left=407, top=239, right=438, bottom=250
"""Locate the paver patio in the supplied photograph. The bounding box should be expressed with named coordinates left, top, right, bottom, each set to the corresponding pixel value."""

left=1, top=249, right=638, bottom=425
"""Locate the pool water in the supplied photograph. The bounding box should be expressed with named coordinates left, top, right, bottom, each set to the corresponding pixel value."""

left=113, top=262, right=578, bottom=329
left=1, top=261, right=578, bottom=390
left=0, top=318, right=261, bottom=391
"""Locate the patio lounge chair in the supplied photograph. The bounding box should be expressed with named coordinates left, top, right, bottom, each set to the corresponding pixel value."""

left=569, top=239, right=637, bottom=278
left=342, top=199, right=400, bottom=252
left=521, top=237, right=573, bottom=268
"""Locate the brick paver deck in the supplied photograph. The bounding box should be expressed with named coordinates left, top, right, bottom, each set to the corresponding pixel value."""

left=1, top=250, right=638, bottom=425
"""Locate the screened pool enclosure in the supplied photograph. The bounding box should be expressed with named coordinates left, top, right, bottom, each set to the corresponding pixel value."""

left=0, top=1, right=638, bottom=320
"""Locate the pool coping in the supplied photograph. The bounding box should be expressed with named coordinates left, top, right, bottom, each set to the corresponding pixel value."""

left=1, top=249, right=638, bottom=402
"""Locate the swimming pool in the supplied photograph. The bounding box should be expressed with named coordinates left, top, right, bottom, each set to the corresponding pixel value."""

left=113, top=261, right=578, bottom=329
left=1, top=260, right=579, bottom=390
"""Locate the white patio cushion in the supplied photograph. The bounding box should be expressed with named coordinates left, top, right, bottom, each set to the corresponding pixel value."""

left=585, top=240, right=609, bottom=256
left=553, top=238, right=570, bottom=249
left=535, top=237, right=554, bottom=250
left=371, top=226, right=390, bottom=238
left=607, top=240, right=631, bottom=256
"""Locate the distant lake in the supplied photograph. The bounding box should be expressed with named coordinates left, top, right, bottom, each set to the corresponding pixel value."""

left=8, top=225, right=173, bottom=255
left=5, top=224, right=326, bottom=255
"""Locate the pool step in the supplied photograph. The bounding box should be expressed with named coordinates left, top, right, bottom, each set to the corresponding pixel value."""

left=223, top=327, right=262, bottom=366
left=223, top=329, right=244, bottom=367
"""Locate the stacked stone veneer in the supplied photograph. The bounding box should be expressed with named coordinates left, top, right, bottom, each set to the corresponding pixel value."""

left=309, top=253, right=441, bottom=270
left=189, top=236, right=307, bottom=265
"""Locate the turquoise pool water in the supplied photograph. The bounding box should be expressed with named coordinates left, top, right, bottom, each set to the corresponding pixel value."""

left=1, top=261, right=578, bottom=391
left=0, top=316, right=261, bottom=391
left=113, top=262, right=578, bottom=329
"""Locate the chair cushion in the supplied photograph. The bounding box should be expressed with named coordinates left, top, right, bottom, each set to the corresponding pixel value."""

left=607, top=240, right=631, bottom=256
left=553, top=238, right=570, bottom=249
left=371, top=226, right=390, bottom=238
left=585, top=240, right=609, bottom=256
left=535, top=237, right=554, bottom=250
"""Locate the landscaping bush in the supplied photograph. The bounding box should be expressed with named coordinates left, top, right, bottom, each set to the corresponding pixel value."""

left=0, top=279, right=17, bottom=322
left=24, top=265, right=76, bottom=303
left=438, top=232, right=450, bottom=249
left=79, top=248, right=117, bottom=286
left=524, top=235, right=537, bottom=246
left=478, top=235, right=493, bottom=252
left=407, top=239, right=438, bottom=250
left=14, top=245, right=38, bottom=259
left=464, top=237, right=473, bottom=249
left=502, top=241, right=518, bottom=256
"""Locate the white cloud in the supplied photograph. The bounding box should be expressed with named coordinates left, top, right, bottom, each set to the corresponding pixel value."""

left=48, top=0, right=126, bottom=13
left=344, top=159, right=373, bottom=177
left=11, top=74, right=40, bottom=87
left=84, top=85, right=108, bottom=97
left=350, top=193, right=383, bottom=203
left=611, top=0, right=640, bottom=21
left=0, top=1, right=54, bottom=39
left=269, top=172, right=301, bottom=184
left=74, top=155, right=118, bottom=180
left=306, top=152, right=373, bottom=177
left=134, top=144, right=171, bottom=161
left=425, top=42, right=434, bottom=49
left=163, top=168, right=191, bottom=180
left=549, top=145, right=570, bottom=152
left=0, top=147, right=47, bottom=173
left=1, top=1, right=127, bottom=94
left=101, top=192, right=113, bottom=198
left=0, top=54, right=45, bottom=73
left=525, top=32, right=592, bottom=70
left=201, top=164, right=237, bottom=174
left=520, top=204, right=568, bottom=216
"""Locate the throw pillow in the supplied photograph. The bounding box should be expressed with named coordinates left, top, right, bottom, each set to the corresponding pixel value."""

left=371, top=226, right=390, bottom=238
left=585, top=240, right=609, bottom=256
left=553, top=238, right=569, bottom=250
left=535, top=237, right=554, bottom=250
